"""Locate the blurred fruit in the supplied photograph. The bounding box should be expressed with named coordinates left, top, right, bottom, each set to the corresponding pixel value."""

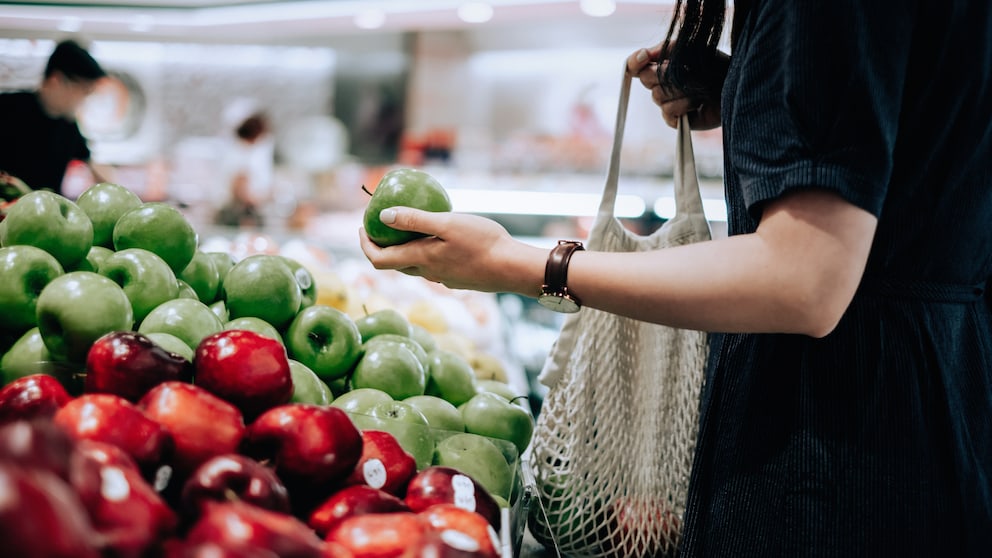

left=406, top=299, right=449, bottom=334
left=54, top=393, right=171, bottom=468
left=184, top=500, right=327, bottom=558
left=181, top=454, right=290, bottom=517
left=468, top=352, right=509, bottom=383
left=0, top=373, right=71, bottom=424
left=326, top=511, right=431, bottom=558
left=404, top=466, right=501, bottom=528
left=36, top=271, right=133, bottom=364
left=308, top=484, right=410, bottom=538
left=418, top=503, right=502, bottom=558
left=343, top=429, right=417, bottom=497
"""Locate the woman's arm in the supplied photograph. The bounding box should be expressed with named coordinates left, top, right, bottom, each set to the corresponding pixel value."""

left=360, top=188, right=877, bottom=338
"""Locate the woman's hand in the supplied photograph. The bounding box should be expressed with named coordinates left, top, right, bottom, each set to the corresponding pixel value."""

left=359, top=207, right=547, bottom=296
left=626, top=44, right=722, bottom=130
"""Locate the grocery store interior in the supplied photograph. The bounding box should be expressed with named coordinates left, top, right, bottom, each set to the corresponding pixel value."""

left=3, top=1, right=733, bottom=554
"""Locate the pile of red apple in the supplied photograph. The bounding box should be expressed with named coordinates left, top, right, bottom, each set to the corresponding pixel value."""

left=0, top=183, right=536, bottom=556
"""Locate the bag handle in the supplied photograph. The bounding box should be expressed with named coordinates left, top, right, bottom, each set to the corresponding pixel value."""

left=597, top=64, right=706, bottom=223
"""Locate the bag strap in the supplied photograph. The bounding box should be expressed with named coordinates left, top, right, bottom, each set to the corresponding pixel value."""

left=596, top=64, right=706, bottom=224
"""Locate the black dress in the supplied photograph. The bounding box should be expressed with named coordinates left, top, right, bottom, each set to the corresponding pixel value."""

left=679, top=1, right=992, bottom=556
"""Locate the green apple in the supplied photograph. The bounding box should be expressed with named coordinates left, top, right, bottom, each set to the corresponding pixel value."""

left=330, top=387, right=393, bottom=415
left=210, top=300, right=229, bottom=322
left=0, top=245, right=64, bottom=334
left=79, top=245, right=114, bottom=273
left=178, top=250, right=221, bottom=304
left=410, top=324, right=438, bottom=353
left=176, top=279, right=199, bottom=300
left=203, top=251, right=236, bottom=286
left=350, top=400, right=434, bottom=470
left=403, top=394, right=465, bottom=433
left=355, top=308, right=412, bottom=342
left=222, top=254, right=302, bottom=330
left=425, top=349, right=478, bottom=407
left=280, top=256, right=317, bottom=310
left=113, top=202, right=198, bottom=274
left=75, top=182, right=142, bottom=248
left=350, top=341, right=426, bottom=400
left=3, top=190, right=93, bottom=270
left=36, top=271, right=133, bottom=364
left=225, top=316, right=282, bottom=344
left=137, top=298, right=224, bottom=353
left=0, top=327, right=68, bottom=384
left=461, top=391, right=534, bottom=455
left=365, top=333, right=429, bottom=370
left=363, top=168, right=452, bottom=247
left=98, top=248, right=179, bottom=324
left=144, top=331, right=194, bottom=361
left=476, top=379, right=528, bottom=407
left=285, top=304, right=362, bottom=382
left=289, top=359, right=333, bottom=406
left=433, top=432, right=515, bottom=501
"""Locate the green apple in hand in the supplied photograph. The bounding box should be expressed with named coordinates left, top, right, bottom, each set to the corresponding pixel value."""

left=75, top=182, right=142, bottom=248
left=285, top=304, right=362, bottom=382
left=225, top=316, right=282, bottom=344
left=355, top=308, right=412, bottom=342
left=98, top=248, right=179, bottom=324
left=36, top=271, right=133, bottom=364
left=178, top=250, right=221, bottom=304
left=113, top=202, right=198, bottom=274
left=363, top=168, right=452, bottom=247
left=351, top=340, right=426, bottom=400
left=144, top=332, right=194, bottom=362
left=461, top=391, right=534, bottom=455
left=280, top=256, right=317, bottom=310
left=433, top=432, right=515, bottom=501
left=0, top=245, right=64, bottom=334
left=331, top=387, right=394, bottom=415
left=350, top=399, right=434, bottom=470
left=222, top=254, right=302, bottom=330
left=425, top=349, right=478, bottom=407
left=403, top=394, right=465, bottom=433
left=289, top=359, right=333, bottom=406
left=3, top=190, right=93, bottom=270
left=138, top=298, right=224, bottom=353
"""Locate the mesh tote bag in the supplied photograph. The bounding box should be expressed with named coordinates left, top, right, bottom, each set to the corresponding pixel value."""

left=526, top=65, right=711, bottom=558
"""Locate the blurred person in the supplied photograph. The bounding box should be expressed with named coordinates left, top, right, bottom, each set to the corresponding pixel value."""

left=360, top=1, right=992, bottom=556
left=0, top=39, right=109, bottom=195
left=215, top=111, right=274, bottom=228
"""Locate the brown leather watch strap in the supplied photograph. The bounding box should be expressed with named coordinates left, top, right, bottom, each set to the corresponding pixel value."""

left=542, top=240, right=584, bottom=300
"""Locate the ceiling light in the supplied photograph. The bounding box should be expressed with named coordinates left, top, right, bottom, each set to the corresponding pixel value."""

left=354, top=8, right=386, bottom=29
left=580, top=0, right=616, bottom=17
left=57, top=16, right=82, bottom=32
left=458, top=2, right=494, bottom=24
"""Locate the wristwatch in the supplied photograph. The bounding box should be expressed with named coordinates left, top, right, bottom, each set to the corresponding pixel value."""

left=537, top=240, right=585, bottom=313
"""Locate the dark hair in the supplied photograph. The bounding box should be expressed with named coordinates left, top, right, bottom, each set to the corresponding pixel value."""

left=45, top=39, right=106, bottom=81
left=661, top=0, right=747, bottom=100
left=236, top=113, right=270, bottom=142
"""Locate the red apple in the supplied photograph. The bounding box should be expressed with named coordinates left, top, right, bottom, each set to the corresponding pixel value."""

left=308, top=485, right=410, bottom=538
left=342, top=429, right=416, bottom=497
left=405, top=466, right=502, bottom=529
left=194, top=329, right=293, bottom=420
left=418, top=503, right=502, bottom=558
left=0, top=419, right=76, bottom=479
left=0, top=463, right=101, bottom=558
left=181, top=453, right=290, bottom=517
left=246, top=404, right=362, bottom=489
left=84, top=331, right=192, bottom=403
left=603, top=496, right=681, bottom=558
left=138, top=381, right=246, bottom=474
left=0, top=373, right=72, bottom=424
left=54, top=393, right=171, bottom=468
left=69, top=439, right=178, bottom=557
left=325, top=511, right=431, bottom=558
left=184, top=500, right=327, bottom=558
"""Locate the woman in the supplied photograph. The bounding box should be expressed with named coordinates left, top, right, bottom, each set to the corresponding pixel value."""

left=361, top=1, right=992, bottom=555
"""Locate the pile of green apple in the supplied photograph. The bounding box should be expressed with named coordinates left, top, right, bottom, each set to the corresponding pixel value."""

left=0, top=179, right=536, bottom=555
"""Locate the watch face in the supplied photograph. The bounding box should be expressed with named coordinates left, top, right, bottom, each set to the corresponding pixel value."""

left=538, top=294, right=580, bottom=313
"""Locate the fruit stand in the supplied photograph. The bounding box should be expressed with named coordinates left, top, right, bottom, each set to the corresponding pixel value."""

left=0, top=180, right=543, bottom=557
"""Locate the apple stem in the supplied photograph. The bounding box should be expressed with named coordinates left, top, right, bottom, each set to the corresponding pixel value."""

left=510, top=395, right=530, bottom=405
left=361, top=185, right=373, bottom=197
left=223, top=488, right=241, bottom=503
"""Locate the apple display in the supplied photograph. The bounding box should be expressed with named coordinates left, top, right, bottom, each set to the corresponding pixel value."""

left=183, top=500, right=327, bottom=558
left=0, top=245, right=63, bottom=334
left=113, top=202, right=198, bottom=275
left=325, top=511, right=431, bottom=558
left=75, top=182, right=142, bottom=249
left=84, top=331, right=193, bottom=403
left=54, top=393, right=171, bottom=468
left=138, top=298, right=224, bottom=357
left=418, top=503, right=502, bottom=558
left=289, top=359, right=333, bottom=406
left=36, top=271, right=134, bottom=364
left=426, top=349, right=479, bottom=407
left=285, top=304, right=363, bottom=382
left=350, top=340, right=426, bottom=400
left=433, top=432, right=515, bottom=502
left=404, top=466, right=502, bottom=528
left=181, top=454, right=290, bottom=517
left=349, top=399, right=434, bottom=471
left=194, top=329, right=293, bottom=419
left=342, top=429, right=417, bottom=496
left=222, top=254, right=302, bottom=330
left=362, top=168, right=452, bottom=247
left=0, top=373, right=72, bottom=424
left=460, top=392, right=534, bottom=455
left=403, top=394, right=465, bottom=433
left=2, top=190, right=93, bottom=270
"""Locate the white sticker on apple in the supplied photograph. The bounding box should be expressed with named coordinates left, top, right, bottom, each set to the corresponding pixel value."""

left=362, top=459, right=388, bottom=489
left=440, top=529, right=480, bottom=552
left=100, top=466, right=131, bottom=502
left=451, top=473, right=476, bottom=511
left=488, top=525, right=503, bottom=556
